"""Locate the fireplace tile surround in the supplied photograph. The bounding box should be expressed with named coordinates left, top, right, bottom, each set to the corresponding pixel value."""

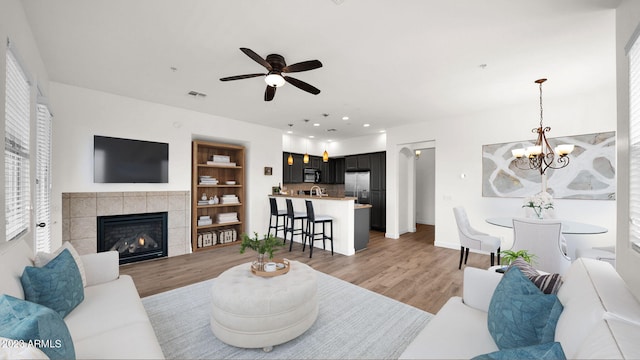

left=62, top=191, right=190, bottom=258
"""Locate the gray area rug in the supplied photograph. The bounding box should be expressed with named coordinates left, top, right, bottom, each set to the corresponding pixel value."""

left=142, top=270, right=432, bottom=359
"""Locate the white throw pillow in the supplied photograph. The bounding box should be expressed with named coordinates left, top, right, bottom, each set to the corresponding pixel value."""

left=35, top=242, right=87, bottom=287
left=0, top=336, right=49, bottom=359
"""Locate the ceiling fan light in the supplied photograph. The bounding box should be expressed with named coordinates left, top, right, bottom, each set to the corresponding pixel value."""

left=265, top=73, right=285, bottom=87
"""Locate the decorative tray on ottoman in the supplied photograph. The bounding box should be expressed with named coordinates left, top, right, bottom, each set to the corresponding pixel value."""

left=251, top=259, right=290, bottom=277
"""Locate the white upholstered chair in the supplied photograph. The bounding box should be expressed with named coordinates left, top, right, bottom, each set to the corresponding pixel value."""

left=453, top=207, right=501, bottom=269
left=512, top=218, right=571, bottom=275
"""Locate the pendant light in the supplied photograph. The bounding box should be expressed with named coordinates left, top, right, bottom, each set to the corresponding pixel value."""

left=287, top=124, right=293, bottom=165
left=511, top=78, right=574, bottom=175
left=322, top=149, right=329, bottom=162
left=303, top=139, right=309, bottom=164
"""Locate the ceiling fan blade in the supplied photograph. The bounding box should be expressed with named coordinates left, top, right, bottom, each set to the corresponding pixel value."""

left=264, top=86, right=276, bottom=101
left=282, top=60, right=323, bottom=73
left=240, top=48, right=272, bottom=71
left=284, top=76, right=321, bottom=95
left=220, top=73, right=265, bottom=81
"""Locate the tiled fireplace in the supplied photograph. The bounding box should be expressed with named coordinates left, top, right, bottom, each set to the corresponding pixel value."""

left=62, top=191, right=190, bottom=259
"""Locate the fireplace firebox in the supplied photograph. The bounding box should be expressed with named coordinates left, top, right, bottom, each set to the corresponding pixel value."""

left=97, top=212, right=168, bottom=264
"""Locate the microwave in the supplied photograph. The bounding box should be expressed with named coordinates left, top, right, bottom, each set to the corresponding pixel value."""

left=303, top=168, right=321, bottom=183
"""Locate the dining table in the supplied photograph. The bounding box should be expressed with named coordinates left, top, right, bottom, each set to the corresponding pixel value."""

left=486, top=217, right=608, bottom=260
left=485, top=217, right=608, bottom=235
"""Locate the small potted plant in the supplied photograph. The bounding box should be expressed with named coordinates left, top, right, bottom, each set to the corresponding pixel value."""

left=500, top=249, right=536, bottom=265
left=239, top=232, right=284, bottom=269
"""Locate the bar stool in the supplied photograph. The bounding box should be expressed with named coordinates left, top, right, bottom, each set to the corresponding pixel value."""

left=303, top=200, right=333, bottom=258
left=285, top=199, right=307, bottom=251
left=267, top=197, right=287, bottom=240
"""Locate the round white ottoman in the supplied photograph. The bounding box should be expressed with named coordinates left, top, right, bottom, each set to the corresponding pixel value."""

left=210, top=260, right=318, bottom=351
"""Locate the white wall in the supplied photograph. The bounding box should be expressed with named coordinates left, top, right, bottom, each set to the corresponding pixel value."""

left=416, top=148, right=436, bottom=225
left=50, top=83, right=283, bottom=250
left=283, top=132, right=386, bottom=159
left=615, top=0, right=640, bottom=299
left=0, top=0, right=50, bottom=250
left=386, top=79, right=618, bottom=252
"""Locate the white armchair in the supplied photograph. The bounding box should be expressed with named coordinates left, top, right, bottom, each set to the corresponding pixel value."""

left=512, top=218, right=571, bottom=274
left=453, top=207, right=501, bottom=269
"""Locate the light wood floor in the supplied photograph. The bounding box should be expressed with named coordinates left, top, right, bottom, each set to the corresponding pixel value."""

left=120, top=224, right=492, bottom=314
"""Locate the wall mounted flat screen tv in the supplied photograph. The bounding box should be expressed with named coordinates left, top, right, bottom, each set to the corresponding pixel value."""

left=94, top=135, right=169, bottom=183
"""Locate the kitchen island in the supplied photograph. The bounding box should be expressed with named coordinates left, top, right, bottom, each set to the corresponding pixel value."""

left=270, top=194, right=366, bottom=256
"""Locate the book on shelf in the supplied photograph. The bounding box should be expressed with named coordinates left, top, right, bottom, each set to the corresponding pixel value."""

left=212, top=155, right=230, bottom=163
left=206, top=161, right=236, bottom=166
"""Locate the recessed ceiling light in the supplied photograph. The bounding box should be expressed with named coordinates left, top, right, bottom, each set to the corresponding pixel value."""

left=379, top=130, right=386, bottom=133
left=309, top=135, right=315, bottom=138
left=287, top=130, right=293, bottom=134
left=313, top=123, right=320, bottom=127
left=342, top=116, right=349, bottom=120
left=327, top=139, right=333, bottom=142
left=363, top=123, right=370, bottom=127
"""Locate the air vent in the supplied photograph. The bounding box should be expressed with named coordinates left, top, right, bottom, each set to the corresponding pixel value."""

left=327, top=128, right=337, bottom=132
left=188, top=90, right=207, bottom=98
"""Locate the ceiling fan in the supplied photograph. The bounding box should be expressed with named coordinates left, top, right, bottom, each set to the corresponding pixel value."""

left=220, top=48, right=323, bottom=101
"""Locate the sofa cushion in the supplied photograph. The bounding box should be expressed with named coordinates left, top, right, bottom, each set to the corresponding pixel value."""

left=0, top=294, right=75, bottom=360
left=64, top=275, right=150, bottom=342
left=508, top=257, right=563, bottom=294
left=399, top=297, right=498, bottom=359
left=471, top=342, right=566, bottom=360
left=488, top=268, right=563, bottom=349
left=0, top=336, right=49, bottom=359
left=35, top=241, right=87, bottom=287
left=21, top=249, right=84, bottom=318
left=0, top=239, right=34, bottom=299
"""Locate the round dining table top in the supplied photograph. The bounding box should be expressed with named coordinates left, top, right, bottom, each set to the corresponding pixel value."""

left=485, top=217, right=608, bottom=235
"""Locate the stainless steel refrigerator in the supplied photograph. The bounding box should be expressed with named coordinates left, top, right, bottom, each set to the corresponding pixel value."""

left=345, top=171, right=370, bottom=204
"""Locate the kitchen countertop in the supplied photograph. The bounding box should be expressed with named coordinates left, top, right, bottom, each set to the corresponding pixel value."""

left=355, top=204, right=373, bottom=209
left=270, top=194, right=357, bottom=201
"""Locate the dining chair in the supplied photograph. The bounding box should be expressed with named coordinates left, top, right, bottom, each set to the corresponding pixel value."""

left=303, top=200, right=333, bottom=258
left=267, top=197, right=287, bottom=241
left=285, top=199, right=307, bottom=251
left=453, top=207, right=501, bottom=269
left=512, top=218, right=571, bottom=274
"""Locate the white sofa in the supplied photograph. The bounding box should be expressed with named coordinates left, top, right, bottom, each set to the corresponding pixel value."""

left=400, top=258, right=640, bottom=359
left=0, top=239, right=164, bottom=359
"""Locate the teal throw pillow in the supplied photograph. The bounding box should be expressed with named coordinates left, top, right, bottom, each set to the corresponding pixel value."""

left=488, top=268, right=564, bottom=349
left=21, top=249, right=84, bottom=318
left=0, top=294, right=75, bottom=360
left=471, top=342, right=566, bottom=360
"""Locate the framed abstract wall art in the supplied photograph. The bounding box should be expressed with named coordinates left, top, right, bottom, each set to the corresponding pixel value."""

left=482, top=131, right=615, bottom=200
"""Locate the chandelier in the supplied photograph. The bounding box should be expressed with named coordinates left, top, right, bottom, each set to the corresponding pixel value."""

left=511, top=78, right=574, bottom=175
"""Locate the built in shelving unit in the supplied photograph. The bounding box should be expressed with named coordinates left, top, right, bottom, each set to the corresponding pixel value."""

left=191, top=140, right=245, bottom=252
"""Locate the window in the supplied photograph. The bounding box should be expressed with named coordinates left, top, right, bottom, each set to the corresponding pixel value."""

left=35, top=102, right=52, bottom=252
left=5, top=46, right=31, bottom=242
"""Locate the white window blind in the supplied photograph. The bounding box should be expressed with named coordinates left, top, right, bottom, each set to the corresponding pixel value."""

left=5, top=47, right=31, bottom=242
left=629, top=37, right=640, bottom=252
left=35, top=103, right=52, bottom=253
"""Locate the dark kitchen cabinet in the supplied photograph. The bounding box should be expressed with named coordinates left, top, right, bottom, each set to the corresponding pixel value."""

left=370, top=152, right=386, bottom=191
left=357, top=154, right=370, bottom=170
left=334, top=157, right=345, bottom=184
left=370, top=190, right=386, bottom=231
left=345, top=156, right=358, bottom=170
left=320, top=159, right=333, bottom=184
left=283, top=153, right=292, bottom=184
left=310, top=157, right=321, bottom=170
left=290, top=154, right=304, bottom=183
